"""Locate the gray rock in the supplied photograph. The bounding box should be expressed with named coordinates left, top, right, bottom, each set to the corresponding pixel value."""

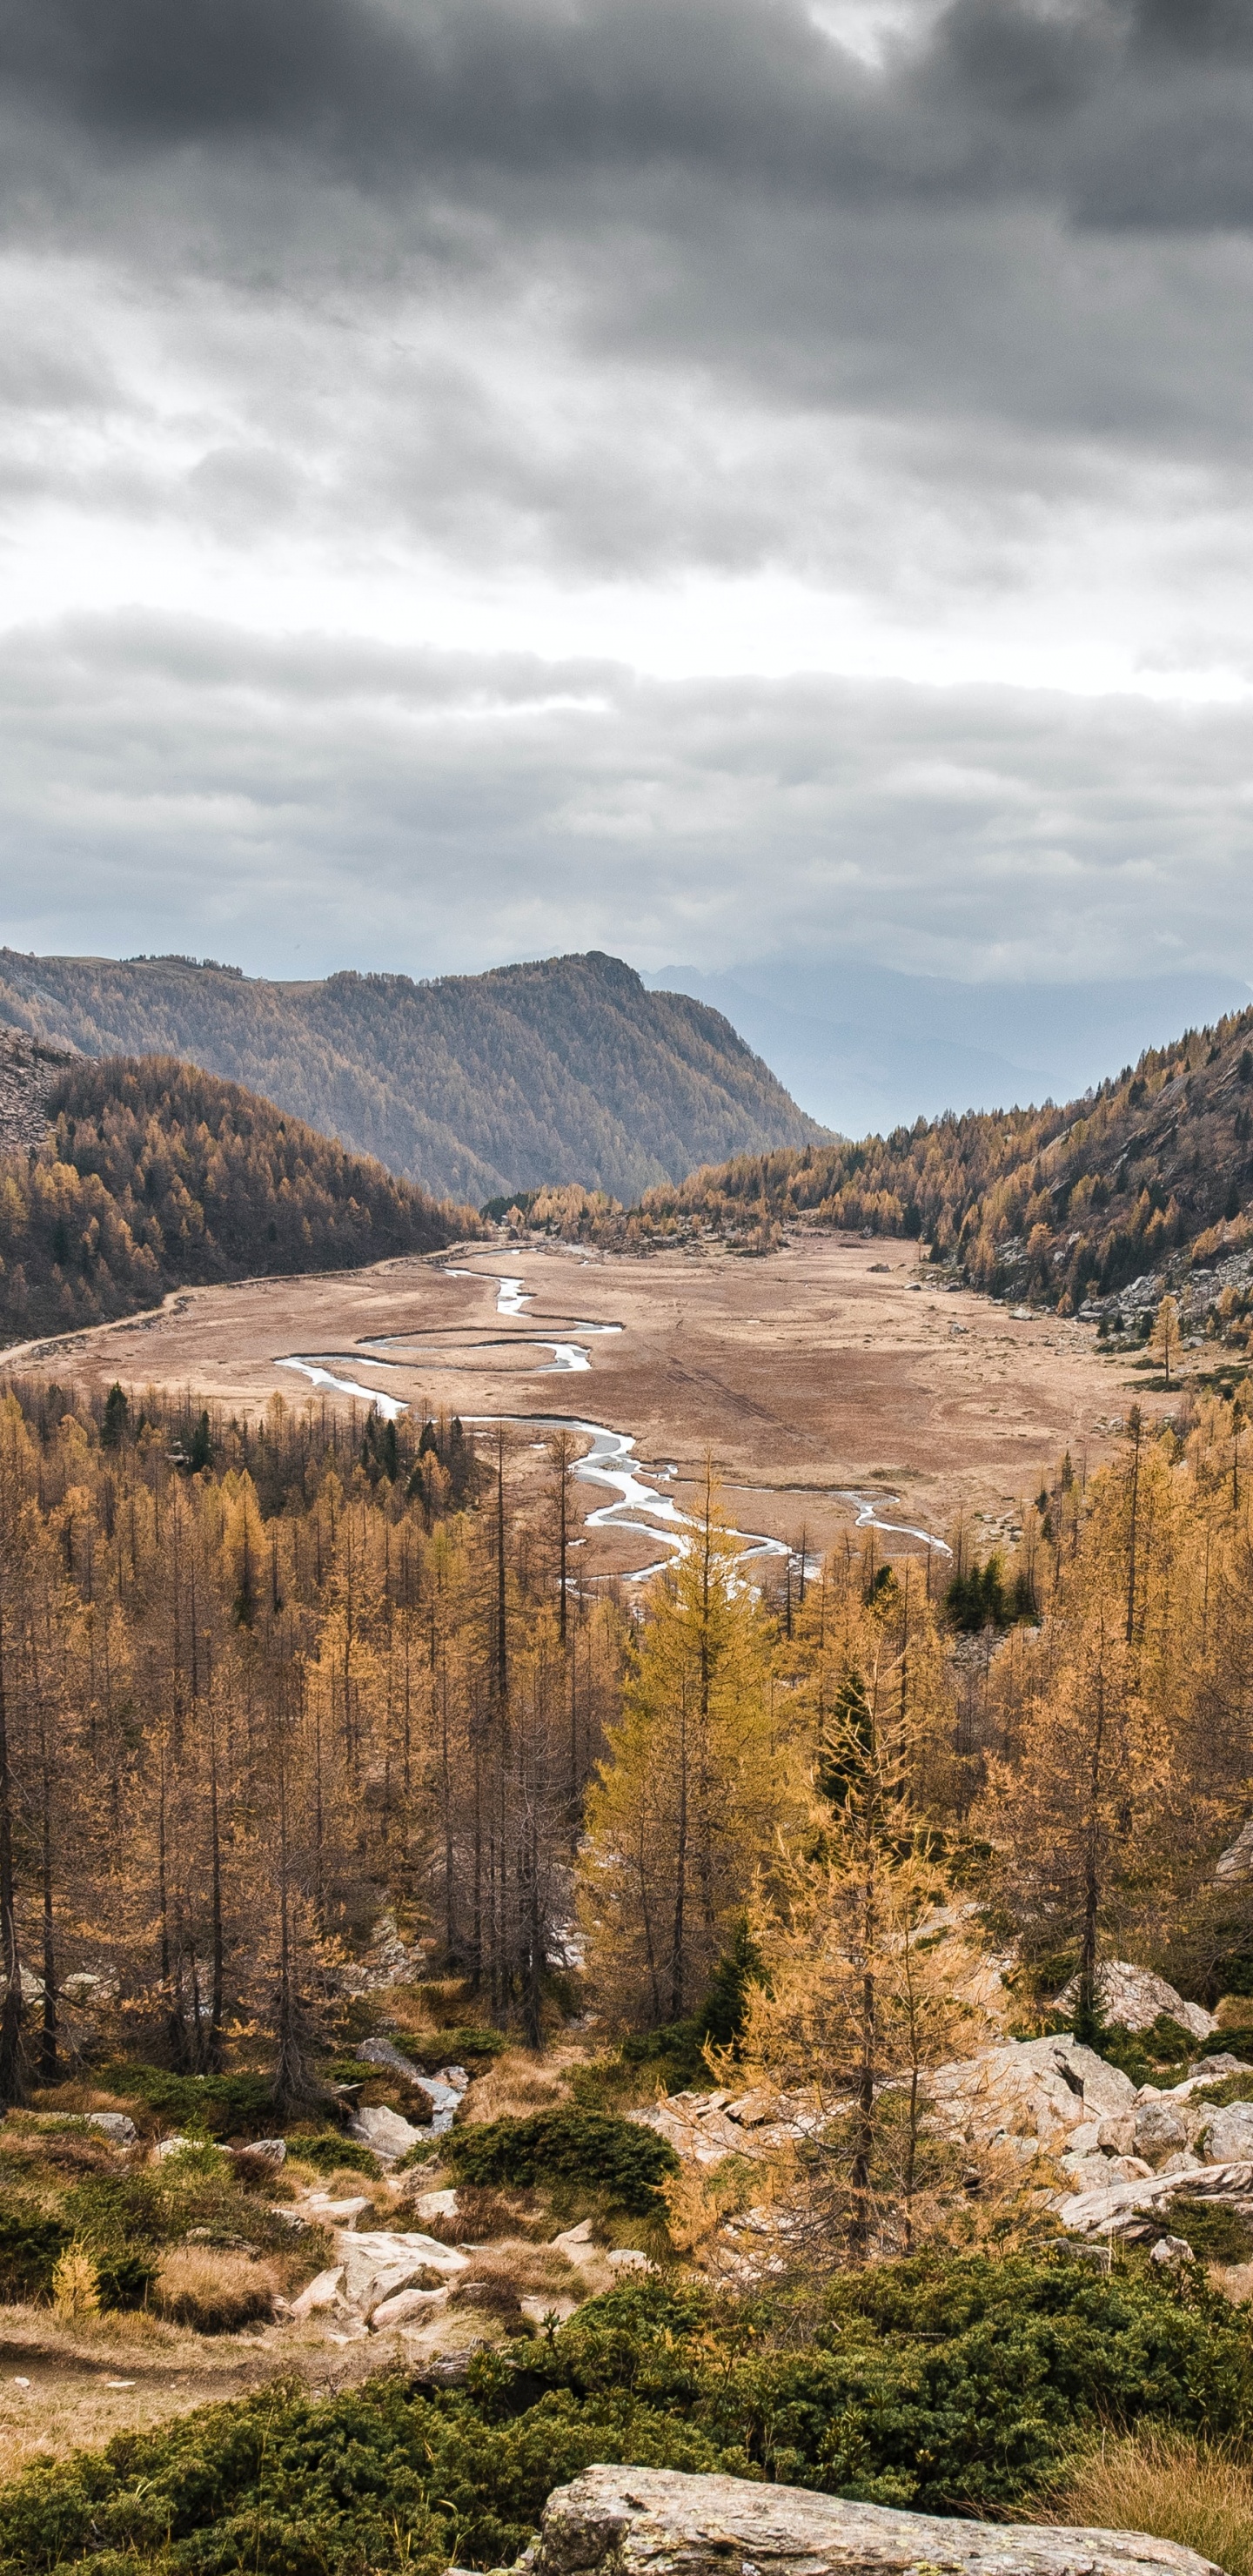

left=1134, top=2099, right=1189, bottom=2163
left=1150, top=2236, right=1195, bottom=2266
left=231, top=2136, right=286, bottom=2166
left=354, top=2040, right=458, bottom=2133
left=530, top=2465, right=1221, bottom=2576
left=86, top=2110, right=137, bottom=2145
left=1201, top=2100, right=1253, bottom=2163
left=1216, top=1817, right=1253, bottom=1882
left=348, top=2103, right=425, bottom=2162
left=1055, top=1962, right=1215, bottom=2043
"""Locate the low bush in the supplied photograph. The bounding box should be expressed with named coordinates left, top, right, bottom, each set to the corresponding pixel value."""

left=286, top=2133, right=380, bottom=2178
left=3, top=2257, right=1253, bottom=2572
left=0, top=2207, right=70, bottom=2303
left=96, top=2067, right=278, bottom=2140
left=444, top=2110, right=679, bottom=2215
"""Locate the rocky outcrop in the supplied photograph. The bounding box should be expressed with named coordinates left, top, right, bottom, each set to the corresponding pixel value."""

left=1052, top=1963, right=1216, bottom=2043
left=1059, top=2157, right=1253, bottom=2241
left=523, top=2465, right=1219, bottom=2576
left=632, top=2087, right=821, bottom=2166
left=290, top=2227, right=470, bottom=2336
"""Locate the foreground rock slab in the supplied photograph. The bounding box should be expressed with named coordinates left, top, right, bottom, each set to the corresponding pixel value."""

left=524, top=2465, right=1219, bottom=2576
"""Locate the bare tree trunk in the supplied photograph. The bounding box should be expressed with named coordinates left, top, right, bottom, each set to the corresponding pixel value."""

left=0, top=1601, right=23, bottom=2104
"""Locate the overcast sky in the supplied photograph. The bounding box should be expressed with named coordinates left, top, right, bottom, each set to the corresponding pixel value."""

left=3, top=0, right=1253, bottom=989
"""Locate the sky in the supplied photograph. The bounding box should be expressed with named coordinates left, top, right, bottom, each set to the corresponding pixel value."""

left=3, top=0, right=1253, bottom=994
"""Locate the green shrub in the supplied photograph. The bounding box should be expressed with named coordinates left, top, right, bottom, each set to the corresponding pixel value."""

left=1166, top=2204, right=1253, bottom=2265
left=404, top=2026, right=506, bottom=2066
left=444, top=2110, right=679, bottom=2214
left=95, top=2250, right=159, bottom=2311
left=2, top=2257, right=1252, bottom=2573
left=97, top=2067, right=278, bottom=2139
left=0, top=2206, right=70, bottom=2302
left=288, top=2133, right=380, bottom=2177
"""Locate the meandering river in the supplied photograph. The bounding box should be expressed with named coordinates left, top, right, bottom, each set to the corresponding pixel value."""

left=276, top=1251, right=947, bottom=1579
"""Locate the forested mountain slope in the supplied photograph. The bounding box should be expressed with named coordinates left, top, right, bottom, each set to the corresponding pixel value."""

left=0, top=1057, right=476, bottom=1346
left=632, top=1001, right=1253, bottom=1311
left=0, top=949, right=824, bottom=1204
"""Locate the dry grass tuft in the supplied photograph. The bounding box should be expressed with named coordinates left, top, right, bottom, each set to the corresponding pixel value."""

left=451, top=2237, right=583, bottom=2311
left=459, top=2044, right=587, bottom=2126
left=153, top=2247, right=278, bottom=2334
left=420, top=2184, right=542, bottom=2244
left=1044, top=2426, right=1253, bottom=2575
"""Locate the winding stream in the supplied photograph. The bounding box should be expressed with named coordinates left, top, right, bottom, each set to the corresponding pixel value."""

left=276, top=1251, right=946, bottom=1579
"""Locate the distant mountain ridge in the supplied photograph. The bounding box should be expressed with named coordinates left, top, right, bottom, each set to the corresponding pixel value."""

left=0, top=949, right=824, bottom=1205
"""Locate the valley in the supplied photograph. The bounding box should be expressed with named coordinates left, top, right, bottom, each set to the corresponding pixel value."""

left=5, top=1231, right=1148, bottom=1577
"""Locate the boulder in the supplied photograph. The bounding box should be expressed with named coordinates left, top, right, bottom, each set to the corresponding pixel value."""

left=1216, top=1818, right=1253, bottom=1882
left=1058, top=2156, right=1253, bottom=2238
left=290, top=2264, right=345, bottom=2319
left=1150, top=2236, right=1195, bottom=2266
left=86, top=2110, right=137, bottom=2145
left=231, top=2136, right=286, bottom=2167
left=334, top=2227, right=468, bottom=2316
left=929, top=2035, right=1135, bottom=2155
left=348, top=2103, right=426, bottom=2162
left=1200, top=2101, right=1253, bottom=2163
left=1054, top=1962, right=1216, bottom=2043
left=527, top=2464, right=1220, bottom=2576
left=371, top=2282, right=451, bottom=2329
left=354, top=2043, right=461, bottom=2135
left=1133, top=2099, right=1189, bottom=2163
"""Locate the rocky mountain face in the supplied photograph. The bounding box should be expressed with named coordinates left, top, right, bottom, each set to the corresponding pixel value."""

left=0, top=949, right=825, bottom=1205
left=0, top=1027, right=77, bottom=1157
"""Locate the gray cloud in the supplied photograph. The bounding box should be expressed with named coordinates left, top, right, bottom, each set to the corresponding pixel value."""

left=2, top=610, right=1251, bottom=985
left=1, top=0, right=1253, bottom=1003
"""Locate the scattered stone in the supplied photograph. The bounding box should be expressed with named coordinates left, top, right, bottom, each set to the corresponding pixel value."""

left=605, top=2248, right=653, bottom=2272
left=151, top=2135, right=198, bottom=2161
left=230, top=2136, right=285, bottom=2167
left=528, top=2463, right=1220, bottom=2576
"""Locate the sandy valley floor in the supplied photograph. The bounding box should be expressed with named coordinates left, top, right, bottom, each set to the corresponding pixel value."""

left=0, top=1234, right=1158, bottom=1580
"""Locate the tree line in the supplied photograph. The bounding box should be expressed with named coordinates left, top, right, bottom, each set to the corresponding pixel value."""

left=0, top=1057, right=478, bottom=1346
left=593, top=1003, right=1253, bottom=1314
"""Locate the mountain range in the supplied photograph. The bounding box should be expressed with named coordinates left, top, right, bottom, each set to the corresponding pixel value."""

left=0, top=948, right=823, bottom=1207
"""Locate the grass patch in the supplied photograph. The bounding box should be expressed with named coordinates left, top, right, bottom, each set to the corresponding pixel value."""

left=1044, top=2427, right=1253, bottom=2575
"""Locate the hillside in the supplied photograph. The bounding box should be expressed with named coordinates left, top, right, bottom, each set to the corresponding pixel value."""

left=626, top=1000, right=1253, bottom=1318
left=0, top=949, right=824, bottom=1205
left=0, top=1056, right=476, bottom=1347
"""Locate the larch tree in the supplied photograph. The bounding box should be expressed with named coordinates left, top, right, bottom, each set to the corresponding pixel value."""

left=578, top=1469, right=793, bottom=2027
